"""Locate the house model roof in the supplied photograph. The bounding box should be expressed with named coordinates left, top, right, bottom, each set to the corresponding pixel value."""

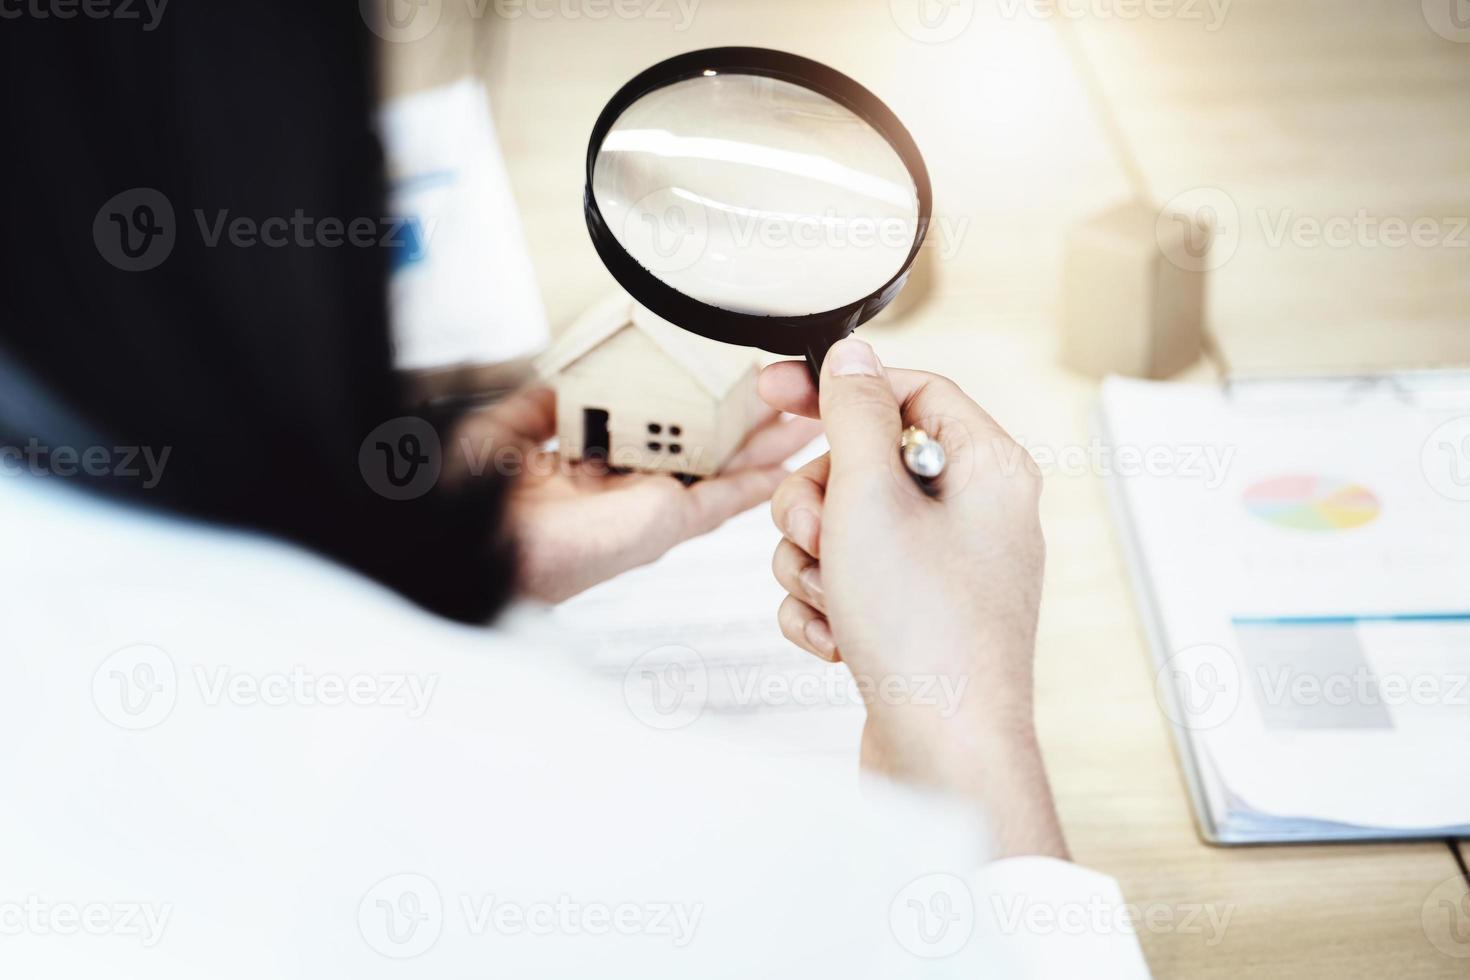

left=536, top=292, right=758, bottom=399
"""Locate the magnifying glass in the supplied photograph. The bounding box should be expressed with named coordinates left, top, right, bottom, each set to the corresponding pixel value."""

left=584, top=47, right=932, bottom=380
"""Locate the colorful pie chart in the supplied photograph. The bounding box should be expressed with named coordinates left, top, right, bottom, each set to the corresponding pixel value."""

left=1243, top=474, right=1381, bottom=532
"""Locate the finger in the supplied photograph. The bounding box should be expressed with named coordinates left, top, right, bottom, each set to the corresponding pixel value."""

left=493, top=386, right=558, bottom=443
left=456, top=386, right=558, bottom=452
left=761, top=356, right=936, bottom=424
left=770, top=453, right=830, bottom=558
left=724, top=414, right=824, bottom=472
left=758, top=360, right=820, bottom=419
left=777, top=594, right=839, bottom=662
left=771, top=537, right=825, bottom=613
left=765, top=347, right=1020, bottom=496
left=817, top=337, right=905, bottom=478
left=681, top=466, right=785, bottom=538
left=761, top=357, right=1007, bottom=437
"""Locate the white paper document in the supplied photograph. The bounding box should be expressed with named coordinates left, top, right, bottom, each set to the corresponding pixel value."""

left=551, top=439, right=868, bottom=760
left=379, top=78, right=549, bottom=372
left=1100, top=373, right=1470, bottom=843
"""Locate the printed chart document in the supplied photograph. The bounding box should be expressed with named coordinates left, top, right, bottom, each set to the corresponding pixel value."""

left=1101, top=373, right=1470, bottom=843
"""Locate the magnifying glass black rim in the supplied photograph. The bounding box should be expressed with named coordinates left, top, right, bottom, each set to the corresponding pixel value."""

left=583, top=46, right=932, bottom=363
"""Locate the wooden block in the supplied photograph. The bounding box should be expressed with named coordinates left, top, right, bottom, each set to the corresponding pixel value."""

left=1060, top=199, right=1208, bottom=379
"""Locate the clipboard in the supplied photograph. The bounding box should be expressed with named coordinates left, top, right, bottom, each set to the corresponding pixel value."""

left=1097, top=369, right=1470, bottom=845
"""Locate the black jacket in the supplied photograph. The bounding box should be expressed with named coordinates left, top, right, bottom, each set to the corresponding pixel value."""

left=0, top=2, right=515, bottom=623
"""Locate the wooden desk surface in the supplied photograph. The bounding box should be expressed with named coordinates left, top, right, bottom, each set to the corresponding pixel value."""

left=409, top=1, right=1470, bottom=973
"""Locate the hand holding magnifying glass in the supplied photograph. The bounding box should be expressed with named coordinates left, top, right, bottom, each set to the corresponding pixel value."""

left=583, top=47, right=943, bottom=486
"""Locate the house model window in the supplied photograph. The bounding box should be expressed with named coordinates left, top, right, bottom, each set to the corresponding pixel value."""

left=536, top=294, right=764, bottom=479
left=646, top=422, right=684, bottom=454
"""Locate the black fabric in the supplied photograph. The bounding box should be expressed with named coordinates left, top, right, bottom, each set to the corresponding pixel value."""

left=0, top=3, right=517, bottom=623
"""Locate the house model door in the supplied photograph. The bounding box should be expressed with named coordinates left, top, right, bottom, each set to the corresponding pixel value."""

left=582, top=407, right=610, bottom=461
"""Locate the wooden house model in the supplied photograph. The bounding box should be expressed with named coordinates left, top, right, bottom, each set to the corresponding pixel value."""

left=537, top=293, right=763, bottom=478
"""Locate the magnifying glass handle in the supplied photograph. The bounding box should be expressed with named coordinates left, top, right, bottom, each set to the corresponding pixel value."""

left=802, top=326, right=851, bottom=384
left=802, top=344, right=826, bottom=384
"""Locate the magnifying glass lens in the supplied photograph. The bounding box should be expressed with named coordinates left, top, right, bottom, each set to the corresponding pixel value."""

left=591, top=73, right=919, bottom=319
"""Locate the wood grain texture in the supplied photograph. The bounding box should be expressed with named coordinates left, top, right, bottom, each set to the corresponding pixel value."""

left=451, top=2, right=1470, bottom=973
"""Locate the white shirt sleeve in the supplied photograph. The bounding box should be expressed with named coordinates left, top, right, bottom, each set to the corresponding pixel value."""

left=0, top=477, right=1157, bottom=980
left=971, top=857, right=1153, bottom=979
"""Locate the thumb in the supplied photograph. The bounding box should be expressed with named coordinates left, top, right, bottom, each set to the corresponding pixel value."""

left=818, top=337, right=902, bottom=477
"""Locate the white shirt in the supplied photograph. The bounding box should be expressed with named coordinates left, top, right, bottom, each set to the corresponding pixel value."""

left=0, top=475, right=1151, bottom=978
